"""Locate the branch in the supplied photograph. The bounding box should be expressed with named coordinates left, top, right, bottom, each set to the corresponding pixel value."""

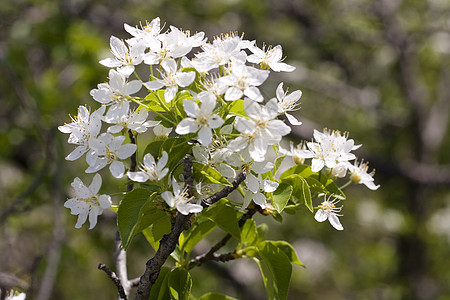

left=98, top=264, right=127, bottom=300
left=114, top=232, right=131, bottom=298
left=202, top=170, right=247, bottom=207
left=189, top=206, right=259, bottom=268
left=135, top=155, right=195, bottom=300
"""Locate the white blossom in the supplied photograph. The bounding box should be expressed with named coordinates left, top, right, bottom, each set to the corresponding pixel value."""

left=192, top=33, right=248, bottom=72
left=64, top=174, right=111, bottom=229
left=176, top=93, right=224, bottom=146
left=153, top=124, right=172, bottom=140
left=144, top=26, right=205, bottom=65
left=247, top=44, right=295, bottom=72
left=127, top=151, right=169, bottom=182
left=86, top=133, right=137, bottom=178
left=90, top=69, right=142, bottom=107
left=161, top=179, right=203, bottom=215
left=315, top=195, right=344, bottom=231
left=232, top=99, right=291, bottom=161
left=58, top=105, right=105, bottom=161
left=272, top=82, right=302, bottom=125
left=299, top=129, right=357, bottom=174
left=219, top=59, right=269, bottom=102
left=100, top=36, right=145, bottom=77
left=124, top=18, right=161, bottom=48
left=143, top=59, right=195, bottom=102
left=103, top=101, right=160, bottom=134
left=349, top=160, right=380, bottom=190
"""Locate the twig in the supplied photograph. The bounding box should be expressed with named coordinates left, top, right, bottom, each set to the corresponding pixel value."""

left=202, top=171, right=247, bottom=207
left=189, top=207, right=259, bottom=268
left=135, top=155, right=195, bottom=300
left=98, top=264, right=127, bottom=300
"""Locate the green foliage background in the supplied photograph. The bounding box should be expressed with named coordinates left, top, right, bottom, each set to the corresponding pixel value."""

left=1, top=0, right=450, bottom=299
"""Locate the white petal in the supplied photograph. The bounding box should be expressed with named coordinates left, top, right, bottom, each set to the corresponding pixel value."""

left=267, top=120, right=291, bottom=136
left=183, top=99, right=201, bottom=118
left=276, top=83, right=284, bottom=101
left=88, top=207, right=102, bottom=229
left=89, top=173, right=102, bottom=195
left=228, top=136, right=248, bottom=152
left=208, top=114, right=224, bottom=129
left=311, top=159, right=325, bottom=173
left=162, top=191, right=175, bottom=207
left=177, top=203, right=203, bottom=215
left=158, top=168, right=169, bottom=180
left=285, top=112, right=302, bottom=125
left=244, top=86, right=263, bottom=102
left=110, top=161, right=125, bottom=178
left=176, top=71, right=196, bottom=87
left=125, top=80, right=142, bottom=95
left=243, top=99, right=262, bottom=119
left=164, top=86, right=178, bottom=102
left=98, top=194, right=112, bottom=209
left=128, top=171, right=150, bottom=182
left=66, top=146, right=87, bottom=161
left=235, top=117, right=256, bottom=135
left=225, top=87, right=243, bottom=101
left=157, top=151, right=169, bottom=170
left=329, top=215, right=344, bottom=230
left=217, top=164, right=236, bottom=179
left=198, top=126, right=213, bottom=146
left=117, top=144, right=137, bottom=159
left=107, top=125, right=124, bottom=134
left=252, top=192, right=267, bottom=208
left=314, top=209, right=327, bottom=222
left=199, top=93, right=216, bottom=114
left=99, top=58, right=122, bottom=68
left=144, top=80, right=165, bottom=90
left=245, top=173, right=259, bottom=193
left=262, top=180, right=278, bottom=193
left=75, top=211, right=89, bottom=229
left=118, top=65, right=135, bottom=77
left=176, top=118, right=199, bottom=134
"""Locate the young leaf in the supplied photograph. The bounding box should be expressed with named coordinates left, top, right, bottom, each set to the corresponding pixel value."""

left=193, top=162, right=231, bottom=186
left=203, top=199, right=241, bottom=239
left=117, top=189, right=154, bottom=249
left=142, top=213, right=171, bottom=251
left=268, top=241, right=304, bottom=267
left=272, top=182, right=293, bottom=213
left=198, top=293, right=238, bottom=300
left=281, top=175, right=313, bottom=213
left=168, top=268, right=192, bottom=300
left=255, top=241, right=292, bottom=300
left=240, top=219, right=258, bottom=245
left=179, top=216, right=217, bottom=255
left=149, top=267, right=171, bottom=300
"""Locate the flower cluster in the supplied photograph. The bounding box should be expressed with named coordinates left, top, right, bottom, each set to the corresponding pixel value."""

left=59, top=17, right=378, bottom=231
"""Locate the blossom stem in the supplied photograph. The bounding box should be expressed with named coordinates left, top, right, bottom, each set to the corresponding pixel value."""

left=339, top=180, right=353, bottom=190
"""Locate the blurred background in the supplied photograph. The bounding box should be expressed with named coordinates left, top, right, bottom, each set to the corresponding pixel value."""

left=1, top=0, right=450, bottom=299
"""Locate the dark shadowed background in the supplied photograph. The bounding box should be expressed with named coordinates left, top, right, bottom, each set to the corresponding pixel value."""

left=1, top=0, right=450, bottom=299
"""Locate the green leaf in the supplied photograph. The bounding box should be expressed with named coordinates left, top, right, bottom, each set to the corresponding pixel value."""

left=273, top=155, right=286, bottom=176
left=256, top=224, right=268, bottom=244
left=149, top=267, right=171, bottom=300
left=145, top=140, right=165, bottom=158
left=268, top=241, right=304, bottom=267
left=193, top=162, right=231, bottom=186
left=168, top=268, right=192, bottom=300
left=117, top=189, right=154, bottom=249
left=179, top=216, right=216, bottom=255
left=162, top=136, right=194, bottom=172
left=228, top=100, right=246, bottom=117
left=280, top=164, right=345, bottom=199
left=256, top=241, right=292, bottom=300
left=281, top=175, right=313, bottom=212
left=272, top=182, right=293, bottom=213
left=198, top=293, right=238, bottom=300
left=240, top=219, right=257, bottom=245
left=203, top=199, right=241, bottom=239
left=142, top=213, right=171, bottom=251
